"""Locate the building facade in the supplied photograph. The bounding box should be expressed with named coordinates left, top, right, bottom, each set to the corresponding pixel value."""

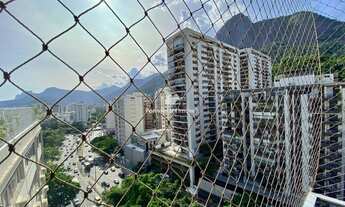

left=222, top=74, right=329, bottom=204
left=67, top=103, right=89, bottom=123
left=105, top=93, right=145, bottom=145
left=0, top=108, right=47, bottom=207
left=143, top=96, right=156, bottom=131
left=53, top=103, right=89, bottom=124
left=167, top=28, right=240, bottom=158
left=314, top=75, right=345, bottom=201
left=165, top=28, right=273, bottom=188
left=239, top=48, right=272, bottom=89
left=154, top=87, right=173, bottom=131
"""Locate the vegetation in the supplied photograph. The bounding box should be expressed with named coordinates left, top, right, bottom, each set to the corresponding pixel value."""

left=42, top=119, right=85, bottom=134
left=46, top=166, right=80, bottom=207
left=90, top=135, right=118, bottom=155
left=197, top=143, right=222, bottom=177
left=42, top=120, right=81, bottom=205
left=41, top=119, right=87, bottom=161
left=320, top=55, right=345, bottom=80
left=272, top=55, right=319, bottom=77
left=71, top=121, right=86, bottom=132
left=102, top=173, right=196, bottom=206
left=272, top=53, right=345, bottom=81
left=41, top=121, right=65, bottom=161
left=224, top=192, right=263, bottom=207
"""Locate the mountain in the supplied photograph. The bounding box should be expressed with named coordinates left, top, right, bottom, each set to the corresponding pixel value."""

left=0, top=72, right=166, bottom=107
left=216, top=11, right=345, bottom=59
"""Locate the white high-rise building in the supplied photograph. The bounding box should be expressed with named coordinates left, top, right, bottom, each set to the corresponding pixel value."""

left=67, top=103, right=89, bottom=123
left=105, top=93, right=145, bottom=145
left=53, top=103, right=89, bottom=124
left=239, top=48, right=272, bottom=89
left=167, top=28, right=240, bottom=158
left=165, top=28, right=273, bottom=188
left=154, top=87, right=172, bottom=130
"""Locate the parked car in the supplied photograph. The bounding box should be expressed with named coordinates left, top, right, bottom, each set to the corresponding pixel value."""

left=95, top=196, right=102, bottom=204
left=86, top=185, right=92, bottom=192
left=104, top=170, right=108, bottom=175
left=73, top=198, right=81, bottom=206
left=101, top=181, right=110, bottom=188
left=119, top=172, right=125, bottom=178
left=110, top=166, right=116, bottom=172
left=113, top=179, right=119, bottom=184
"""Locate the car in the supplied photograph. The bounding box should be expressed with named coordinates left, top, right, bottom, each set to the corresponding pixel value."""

left=95, top=196, right=102, bottom=203
left=113, top=179, right=119, bottom=184
left=74, top=169, right=78, bottom=174
left=72, top=162, right=76, bottom=166
left=118, top=172, right=125, bottom=178
left=110, top=166, right=116, bottom=172
left=104, top=170, right=108, bottom=175
left=73, top=198, right=81, bottom=207
left=101, top=181, right=110, bottom=188
left=86, top=185, right=92, bottom=192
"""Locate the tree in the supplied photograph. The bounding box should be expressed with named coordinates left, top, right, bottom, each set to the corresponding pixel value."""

left=41, top=120, right=67, bottom=162
left=46, top=168, right=80, bottom=207
left=71, top=121, right=86, bottom=132
left=44, top=147, right=61, bottom=161
left=90, top=135, right=118, bottom=155
left=102, top=173, right=195, bottom=206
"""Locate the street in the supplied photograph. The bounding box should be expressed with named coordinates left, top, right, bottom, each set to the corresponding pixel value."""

left=56, top=129, right=124, bottom=207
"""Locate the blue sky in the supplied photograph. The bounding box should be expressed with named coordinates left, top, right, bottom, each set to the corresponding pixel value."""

left=0, top=0, right=344, bottom=101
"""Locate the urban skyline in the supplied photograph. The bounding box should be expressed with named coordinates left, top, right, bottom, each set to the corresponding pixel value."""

left=1, top=1, right=345, bottom=206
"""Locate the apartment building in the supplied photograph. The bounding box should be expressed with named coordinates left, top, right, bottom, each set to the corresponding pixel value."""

left=222, top=74, right=327, bottom=204
left=314, top=75, right=345, bottom=201
left=164, top=28, right=274, bottom=188
left=167, top=28, right=240, bottom=158
left=67, top=103, right=89, bottom=123
left=105, top=92, right=145, bottom=145
left=154, top=87, right=172, bottom=130
left=53, top=103, right=89, bottom=124
left=0, top=108, right=47, bottom=207
left=239, top=48, right=272, bottom=89
left=143, top=96, right=156, bottom=131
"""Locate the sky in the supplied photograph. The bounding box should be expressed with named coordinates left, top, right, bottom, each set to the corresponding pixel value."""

left=0, top=0, right=345, bottom=101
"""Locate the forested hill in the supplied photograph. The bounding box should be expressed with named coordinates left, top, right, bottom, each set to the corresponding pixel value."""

left=216, top=11, right=345, bottom=79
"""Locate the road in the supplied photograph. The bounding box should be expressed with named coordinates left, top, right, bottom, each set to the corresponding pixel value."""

left=56, top=129, right=124, bottom=206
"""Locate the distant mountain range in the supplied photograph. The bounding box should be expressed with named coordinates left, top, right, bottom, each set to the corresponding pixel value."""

left=0, top=72, right=166, bottom=107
